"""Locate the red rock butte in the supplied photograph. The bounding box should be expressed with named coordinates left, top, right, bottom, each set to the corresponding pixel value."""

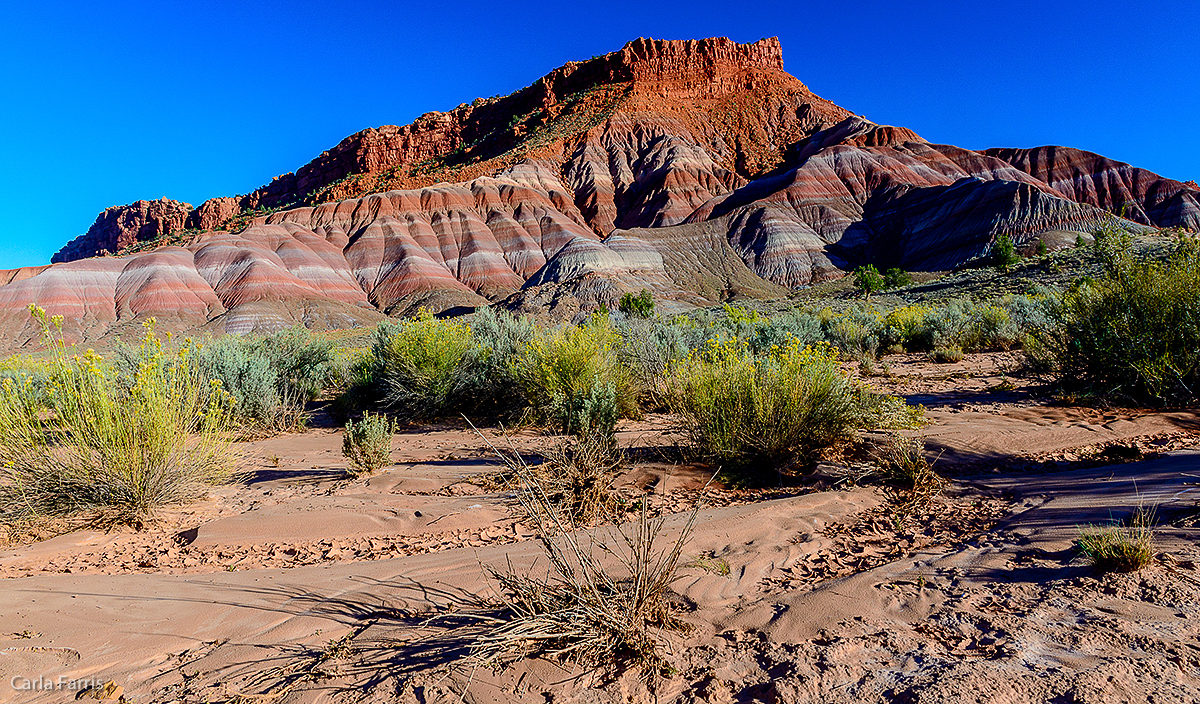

left=4, top=36, right=1198, bottom=346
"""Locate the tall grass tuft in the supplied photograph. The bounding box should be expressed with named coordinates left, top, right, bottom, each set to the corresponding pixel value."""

left=0, top=310, right=236, bottom=529
left=1077, top=508, right=1156, bottom=573
left=470, top=456, right=693, bottom=676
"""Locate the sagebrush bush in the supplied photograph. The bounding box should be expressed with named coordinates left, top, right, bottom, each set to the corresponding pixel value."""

left=1029, top=225, right=1200, bottom=404
left=342, top=411, right=394, bottom=475
left=468, top=307, right=536, bottom=417
left=615, top=316, right=689, bottom=410
left=374, top=310, right=482, bottom=419
left=667, top=338, right=871, bottom=480
left=193, top=336, right=304, bottom=430
left=119, top=326, right=336, bottom=431
left=749, top=309, right=824, bottom=355
left=875, top=298, right=1039, bottom=354
left=514, top=311, right=637, bottom=438
left=0, top=312, right=236, bottom=528
left=821, top=307, right=880, bottom=357
left=254, top=327, right=338, bottom=402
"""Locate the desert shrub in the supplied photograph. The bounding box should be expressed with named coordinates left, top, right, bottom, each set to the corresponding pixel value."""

left=878, top=305, right=932, bottom=353
left=514, top=311, right=637, bottom=437
left=1077, top=509, right=1155, bottom=573
left=748, top=308, right=824, bottom=355
left=1029, top=225, right=1200, bottom=403
left=0, top=312, right=236, bottom=528
left=482, top=424, right=623, bottom=526
left=342, top=411, right=394, bottom=475
left=192, top=335, right=304, bottom=430
left=884, top=267, right=913, bottom=289
left=998, top=291, right=1054, bottom=336
left=0, top=366, right=50, bottom=416
left=373, top=310, right=483, bottom=419
left=618, top=289, right=655, bottom=319
left=119, top=327, right=338, bottom=432
left=821, top=306, right=880, bottom=356
left=667, top=338, right=871, bottom=480
left=471, top=468, right=692, bottom=676
left=900, top=300, right=1019, bottom=352
left=615, top=316, right=689, bottom=410
left=468, top=307, right=537, bottom=417
left=253, top=327, right=338, bottom=402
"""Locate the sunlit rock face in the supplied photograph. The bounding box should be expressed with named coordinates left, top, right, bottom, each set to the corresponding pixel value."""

left=9, top=36, right=1191, bottom=344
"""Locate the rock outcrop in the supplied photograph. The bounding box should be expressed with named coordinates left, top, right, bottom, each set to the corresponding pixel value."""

left=52, top=199, right=193, bottom=264
left=10, top=36, right=1194, bottom=347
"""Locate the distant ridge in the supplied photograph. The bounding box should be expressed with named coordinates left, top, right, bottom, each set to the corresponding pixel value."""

left=0, top=35, right=1193, bottom=348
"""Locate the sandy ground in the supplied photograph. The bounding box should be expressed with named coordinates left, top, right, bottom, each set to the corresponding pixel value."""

left=1, top=353, right=1199, bottom=703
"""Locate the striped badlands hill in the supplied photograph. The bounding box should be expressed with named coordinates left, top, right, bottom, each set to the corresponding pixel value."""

left=3, top=36, right=1197, bottom=346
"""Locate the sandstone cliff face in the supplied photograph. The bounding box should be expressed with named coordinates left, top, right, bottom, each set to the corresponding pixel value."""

left=52, top=198, right=193, bottom=264
left=15, top=36, right=1195, bottom=346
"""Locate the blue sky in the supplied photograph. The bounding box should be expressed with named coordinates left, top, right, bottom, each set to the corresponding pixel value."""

left=1, top=0, right=1196, bottom=269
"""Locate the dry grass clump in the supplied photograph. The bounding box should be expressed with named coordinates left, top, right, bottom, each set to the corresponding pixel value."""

left=479, top=422, right=622, bottom=527
left=470, top=468, right=693, bottom=677
left=927, top=346, right=965, bottom=363
left=342, top=411, right=394, bottom=476
left=1077, top=508, right=1156, bottom=573
left=871, top=435, right=945, bottom=508
left=0, top=310, right=236, bottom=529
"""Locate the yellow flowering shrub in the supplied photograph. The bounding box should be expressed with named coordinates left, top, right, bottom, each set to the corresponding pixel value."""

left=667, top=335, right=903, bottom=481
left=373, top=308, right=481, bottom=417
left=513, top=310, right=637, bottom=436
left=0, top=307, right=236, bottom=528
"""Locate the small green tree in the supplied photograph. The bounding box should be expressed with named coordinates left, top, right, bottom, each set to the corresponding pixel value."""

left=1036, top=239, right=1048, bottom=258
left=883, top=268, right=913, bottom=289
left=853, top=265, right=885, bottom=300
left=993, top=234, right=1021, bottom=271
left=618, top=289, right=654, bottom=319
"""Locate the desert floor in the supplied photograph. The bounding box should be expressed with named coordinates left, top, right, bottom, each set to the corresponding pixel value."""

left=2, top=352, right=1199, bottom=703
